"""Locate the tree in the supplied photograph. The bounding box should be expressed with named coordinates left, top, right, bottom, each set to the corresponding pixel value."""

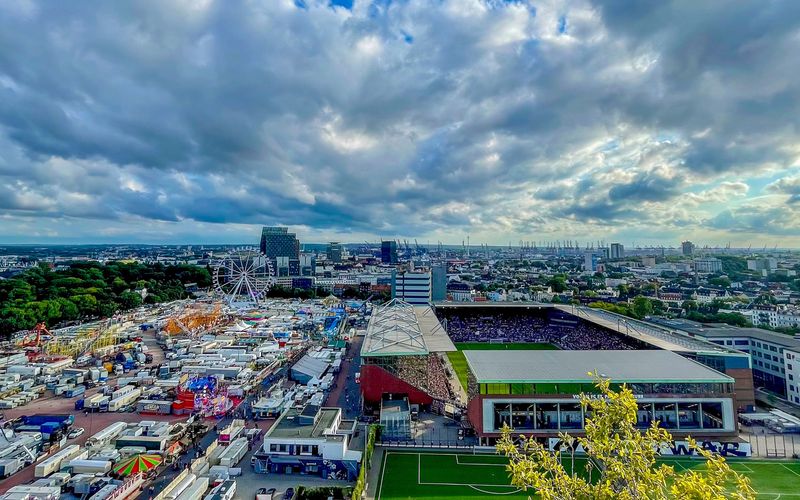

left=497, top=375, right=755, bottom=499
left=548, top=275, right=568, bottom=293
left=632, top=296, right=654, bottom=318
left=119, top=291, right=143, bottom=310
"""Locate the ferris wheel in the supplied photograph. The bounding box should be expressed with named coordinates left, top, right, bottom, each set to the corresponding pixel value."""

left=213, top=249, right=274, bottom=306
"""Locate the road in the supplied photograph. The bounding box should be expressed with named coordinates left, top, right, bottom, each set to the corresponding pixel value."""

left=324, top=334, right=363, bottom=419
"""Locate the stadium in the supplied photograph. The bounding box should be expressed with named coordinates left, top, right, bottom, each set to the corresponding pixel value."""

left=360, top=301, right=755, bottom=448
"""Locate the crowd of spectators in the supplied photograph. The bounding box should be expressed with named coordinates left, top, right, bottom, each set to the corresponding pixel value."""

left=439, top=312, right=639, bottom=350
left=391, top=354, right=456, bottom=409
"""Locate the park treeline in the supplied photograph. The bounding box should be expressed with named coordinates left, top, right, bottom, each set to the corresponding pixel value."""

left=0, top=261, right=211, bottom=337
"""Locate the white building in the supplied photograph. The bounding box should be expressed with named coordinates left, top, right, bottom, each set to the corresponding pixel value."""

left=694, top=258, right=723, bottom=273
left=392, top=271, right=432, bottom=305
left=745, top=306, right=800, bottom=330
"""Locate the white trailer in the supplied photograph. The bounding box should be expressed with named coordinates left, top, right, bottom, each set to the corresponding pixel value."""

left=163, top=473, right=196, bottom=500
left=174, top=476, right=209, bottom=500
left=109, top=387, right=142, bottom=411
left=217, top=438, right=248, bottom=468
left=86, top=421, right=127, bottom=449
left=35, top=444, right=86, bottom=478
left=68, top=459, right=112, bottom=475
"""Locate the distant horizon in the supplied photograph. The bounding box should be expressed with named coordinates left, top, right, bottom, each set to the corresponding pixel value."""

left=1, top=241, right=798, bottom=252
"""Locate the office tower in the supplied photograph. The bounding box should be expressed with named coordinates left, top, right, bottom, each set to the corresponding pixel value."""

left=610, top=243, right=624, bottom=259
left=431, top=262, right=447, bottom=301
left=260, top=226, right=300, bottom=259
left=682, top=240, right=695, bottom=256
left=260, top=226, right=300, bottom=276
left=584, top=253, right=598, bottom=272
left=381, top=240, right=398, bottom=264
left=327, top=242, right=343, bottom=263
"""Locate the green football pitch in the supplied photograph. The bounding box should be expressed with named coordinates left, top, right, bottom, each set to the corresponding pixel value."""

left=446, top=342, right=558, bottom=391
left=376, top=451, right=800, bottom=499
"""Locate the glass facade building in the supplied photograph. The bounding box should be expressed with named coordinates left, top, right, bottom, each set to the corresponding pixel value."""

left=260, top=226, right=300, bottom=259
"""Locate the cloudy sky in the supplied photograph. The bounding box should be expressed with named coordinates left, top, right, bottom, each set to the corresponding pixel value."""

left=1, top=0, right=799, bottom=247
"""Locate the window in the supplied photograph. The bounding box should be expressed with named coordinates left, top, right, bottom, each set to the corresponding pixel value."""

left=790, top=374, right=794, bottom=381
left=789, top=364, right=793, bottom=370
left=559, top=403, right=582, bottom=429
left=654, top=402, right=677, bottom=429
left=678, top=402, right=701, bottom=429
left=636, top=402, right=654, bottom=429
left=771, top=346, right=778, bottom=352
left=493, top=403, right=512, bottom=430
left=702, top=402, right=724, bottom=429
left=511, top=403, right=536, bottom=430
left=734, top=340, right=748, bottom=346
left=536, top=403, right=559, bottom=429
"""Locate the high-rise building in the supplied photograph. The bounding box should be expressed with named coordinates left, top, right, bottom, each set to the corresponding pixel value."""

left=584, top=253, right=598, bottom=272
left=682, top=240, right=695, bottom=256
left=327, top=242, right=342, bottom=263
left=300, top=253, right=316, bottom=276
left=260, top=226, right=300, bottom=259
left=431, top=263, right=448, bottom=302
left=381, top=240, right=398, bottom=264
left=610, top=243, right=624, bottom=259
left=391, top=271, right=431, bottom=305
left=260, top=227, right=300, bottom=277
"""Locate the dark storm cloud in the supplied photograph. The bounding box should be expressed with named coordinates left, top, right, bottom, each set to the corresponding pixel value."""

left=0, top=0, right=798, bottom=243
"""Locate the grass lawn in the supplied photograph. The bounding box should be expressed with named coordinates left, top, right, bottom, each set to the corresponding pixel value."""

left=446, top=342, right=558, bottom=391
left=376, top=451, right=800, bottom=500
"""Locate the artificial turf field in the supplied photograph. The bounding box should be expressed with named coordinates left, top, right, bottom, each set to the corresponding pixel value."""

left=376, top=451, right=800, bottom=500
left=446, top=342, right=558, bottom=391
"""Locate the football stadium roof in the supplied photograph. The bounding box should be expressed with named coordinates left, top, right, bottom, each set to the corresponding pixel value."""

left=361, top=299, right=455, bottom=357
left=555, top=305, right=741, bottom=355
left=464, top=350, right=734, bottom=384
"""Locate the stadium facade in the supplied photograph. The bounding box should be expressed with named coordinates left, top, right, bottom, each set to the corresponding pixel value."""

left=465, top=350, right=738, bottom=443
left=360, top=302, right=756, bottom=446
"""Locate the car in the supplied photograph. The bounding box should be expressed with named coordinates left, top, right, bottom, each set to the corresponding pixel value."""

left=67, top=427, right=85, bottom=439
left=284, top=488, right=295, bottom=500
left=255, top=488, right=275, bottom=500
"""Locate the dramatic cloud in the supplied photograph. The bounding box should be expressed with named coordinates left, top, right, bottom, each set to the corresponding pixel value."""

left=0, top=0, right=799, bottom=245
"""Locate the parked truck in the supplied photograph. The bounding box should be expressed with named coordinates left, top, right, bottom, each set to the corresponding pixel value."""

left=218, top=419, right=245, bottom=445
left=0, top=457, right=23, bottom=478
left=65, top=386, right=85, bottom=398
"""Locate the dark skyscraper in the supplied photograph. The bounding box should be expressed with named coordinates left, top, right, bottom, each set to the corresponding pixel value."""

left=327, top=242, right=343, bottom=263
left=260, top=226, right=300, bottom=259
left=381, top=240, right=398, bottom=264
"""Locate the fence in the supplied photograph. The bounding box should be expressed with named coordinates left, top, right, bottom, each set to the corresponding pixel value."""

left=352, top=424, right=380, bottom=500
left=743, top=432, right=800, bottom=458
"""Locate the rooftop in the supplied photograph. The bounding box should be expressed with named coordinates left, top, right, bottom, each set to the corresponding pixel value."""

left=650, top=318, right=800, bottom=350
left=361, top=299, right=455, bottom=357
left=463, top=350, right=733, bottom=384
left=267, top=406, right=340, bottom=439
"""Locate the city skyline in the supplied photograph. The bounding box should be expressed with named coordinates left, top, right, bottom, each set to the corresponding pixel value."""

left=0, top=1, right=799, bottom=246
